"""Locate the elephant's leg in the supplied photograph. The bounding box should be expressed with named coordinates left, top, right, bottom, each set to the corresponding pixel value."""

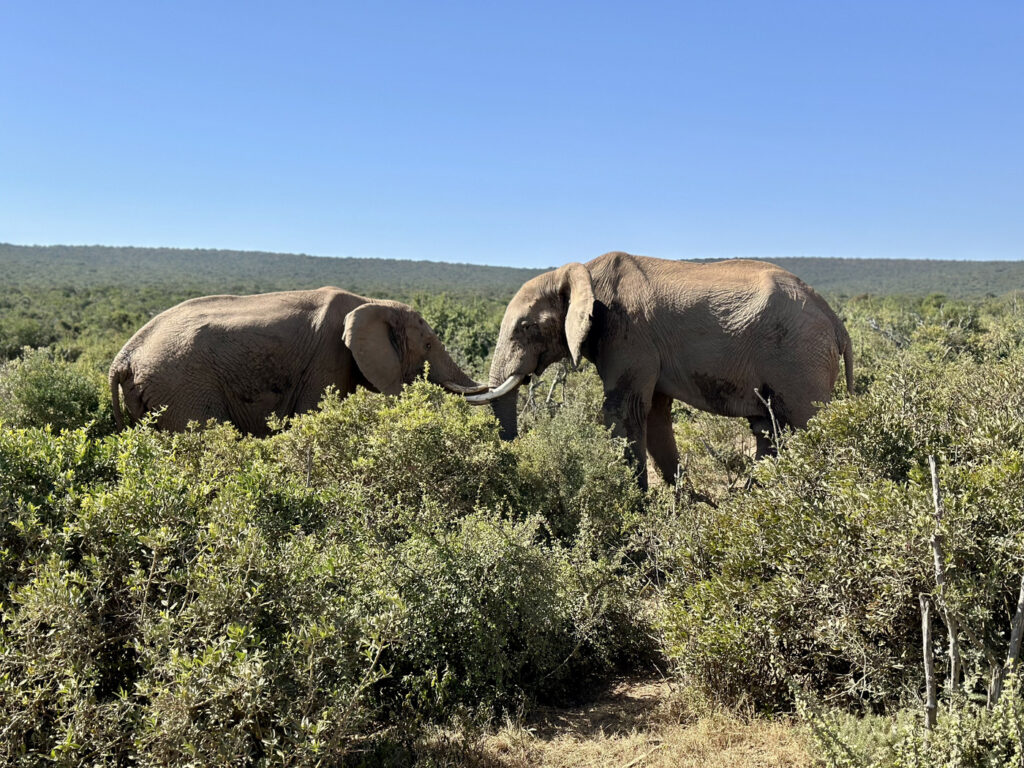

left=602, top=378, right=654, bottom=490
left=646, top=392, right=680, bottom=485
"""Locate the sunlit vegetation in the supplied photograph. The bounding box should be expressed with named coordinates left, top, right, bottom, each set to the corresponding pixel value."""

left=2, top=246, right=1023, bottom=765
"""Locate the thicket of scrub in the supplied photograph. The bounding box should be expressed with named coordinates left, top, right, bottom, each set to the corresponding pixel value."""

left=0, top=382, right=649, bottom=764
left=658, top=295, right=1024, bottom=766
left=2, top=282, right=1024, bottom=766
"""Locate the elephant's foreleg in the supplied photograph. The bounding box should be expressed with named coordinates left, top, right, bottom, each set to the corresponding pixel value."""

left=646, top=392, right=680, bottom=485
left=602, top=383, right=651, bottom=490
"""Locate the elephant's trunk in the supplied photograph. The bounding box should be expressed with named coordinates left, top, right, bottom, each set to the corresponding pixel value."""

left=489, top=390, right=519, bottom=440
left=479, top=344, right=527, bottom=440
left=462, top=324, right=533, bottom=439
left=427, top=347, right=488, bottom=395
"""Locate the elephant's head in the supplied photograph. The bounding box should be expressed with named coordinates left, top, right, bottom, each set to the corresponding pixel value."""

left=343, top=301, right=487, bottom=396
left=467, top=263, right=594, bottom=439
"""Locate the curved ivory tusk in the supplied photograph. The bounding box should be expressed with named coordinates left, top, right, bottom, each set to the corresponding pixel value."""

left=464, top=374, right=524, bottom=405
left=441, top=381, right=490, bottom=395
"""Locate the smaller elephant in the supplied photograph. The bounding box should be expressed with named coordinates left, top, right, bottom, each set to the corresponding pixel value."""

left=109, top=286, right=486, bottom=434
left=468, top=252, right=854, bottom=489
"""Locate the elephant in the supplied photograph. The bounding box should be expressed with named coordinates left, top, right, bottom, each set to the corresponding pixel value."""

left=468, top=252, right=854, bottom=489
left=109, top=286, right=486, bottom=434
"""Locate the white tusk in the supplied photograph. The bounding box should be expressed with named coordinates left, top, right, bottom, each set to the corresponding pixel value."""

left=464, top=374, right=524, bottom=405
left=442, top=381, right=490, bottom=395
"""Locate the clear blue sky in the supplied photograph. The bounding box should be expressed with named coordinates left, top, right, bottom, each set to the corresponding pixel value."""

left=2, top=1, right=1021, bottom=267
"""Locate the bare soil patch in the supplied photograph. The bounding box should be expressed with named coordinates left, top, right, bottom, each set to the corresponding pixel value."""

left=422, top=676, right=815, bottom=767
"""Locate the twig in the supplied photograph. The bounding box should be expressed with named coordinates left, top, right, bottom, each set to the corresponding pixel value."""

left=920, top=593, right=937, bottom=729
left=928, top=456, right=963, bottom=693
left=928, top=456, right=1003, bottom=704
left=520, top=376, right=538, bottom=418
left=753, top=387, right=781, bottom=450
left=544, top=366, right=566, bottom=407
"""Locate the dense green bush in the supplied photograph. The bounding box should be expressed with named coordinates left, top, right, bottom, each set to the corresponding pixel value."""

left=6, top=261, right=1024, bottom=765
left=802, top=683, right=1024, bottom=767
left=0, top=380, right=645, bottom=764
left=272, top=385, right=519, bottom=524
left=412, top=292, right=503, bottom=378
left=660, top=347, right=1024, bottom=711
left=1, top=423, right=390, bottom=764
left=0, top=348, right=109, bottom=432
left=514, top=390, right=644, bottom=550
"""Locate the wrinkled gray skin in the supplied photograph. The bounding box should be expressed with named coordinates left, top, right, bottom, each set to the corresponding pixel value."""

left=109, top=287, right=484, bottom=435
left=476, top=252, right=854, bottom=489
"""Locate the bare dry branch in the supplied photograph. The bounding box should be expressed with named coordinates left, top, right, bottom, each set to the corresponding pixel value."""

left=928, top=455, right=963, bottom=692
left=921, top=593, right=937, bottom=729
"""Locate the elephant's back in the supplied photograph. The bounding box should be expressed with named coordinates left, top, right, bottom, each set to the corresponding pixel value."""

left=166, top=287, right=351, bottom=329
left=120, top=291, right=331, bottom=384
left=651, top=256, right=803, bottom=294
left=589, top=253, right=812, bottom=309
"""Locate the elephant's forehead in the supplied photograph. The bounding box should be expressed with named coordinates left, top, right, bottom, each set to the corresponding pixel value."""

left=509, top=290, right=551, bottom=315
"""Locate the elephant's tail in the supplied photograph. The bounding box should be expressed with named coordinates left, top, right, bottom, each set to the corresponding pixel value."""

left=109, top=360, right=127, bottom=430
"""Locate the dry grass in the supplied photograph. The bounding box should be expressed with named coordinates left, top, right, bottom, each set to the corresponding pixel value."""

left=418, top=677, right=816, bottom=768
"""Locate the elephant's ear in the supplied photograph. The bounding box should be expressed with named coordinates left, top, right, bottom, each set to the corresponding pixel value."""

left=343, top=304, right=404, bottom=395
left=559, top=263, right=595, bottom=366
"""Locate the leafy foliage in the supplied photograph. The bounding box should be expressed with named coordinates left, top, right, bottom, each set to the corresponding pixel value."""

left=0, top=381, right=645, bottom=763
left=5, top=246, right=1024, bottom=764
left=0, top=348, right=109, bottom=432
left=801, top=683, right=1024, bottom=767
left=660, top=344, right=1024, bottom=710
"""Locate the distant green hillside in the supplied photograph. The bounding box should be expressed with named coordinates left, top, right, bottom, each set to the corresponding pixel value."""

left=0, top=244, right=545, bottom=300
left=2, top=243, right=1022, bottom=297
left=755, top=256, right=1024, bottom=297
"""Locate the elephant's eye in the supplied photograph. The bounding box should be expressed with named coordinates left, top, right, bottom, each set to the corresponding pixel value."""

left=425, top=342, right=432, bottom=351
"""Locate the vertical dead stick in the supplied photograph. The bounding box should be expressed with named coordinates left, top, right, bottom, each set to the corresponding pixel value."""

left=921, top=593, right=937, bottom=729
left=928, top=455, right=963, bottom=692
left=545, top=366, right=566, bottom=406
left=520, top=376, right=538, bottom=418
left=753, top=387, right=781, bottom=447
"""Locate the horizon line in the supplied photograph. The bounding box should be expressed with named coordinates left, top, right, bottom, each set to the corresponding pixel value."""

left=2, top=241, right=1022, bottom=268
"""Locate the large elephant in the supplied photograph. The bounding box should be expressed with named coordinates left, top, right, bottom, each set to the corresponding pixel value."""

left=468, top=252, right=854, bottom=488
left=109, top=286, right=486, bottom=434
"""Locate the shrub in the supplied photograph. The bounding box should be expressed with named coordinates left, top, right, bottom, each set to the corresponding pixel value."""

left=0, top=347, right=107, bottom=432
left=661, top=349, right=1024, bottom=711
left=0, top=424, right=395, bottom=765
left=272, top=383, right=520, bottom=530
left=0, top=318, right=58, bottom=358
left=412, top=292, right=502, bottom=377
left=514, top=390, right=643, bottom=549
left=801, top=683, right=1024, bottom=768
left=0, top=380, right=650, bottom=763
left=371, top=510, right=602, bottom=717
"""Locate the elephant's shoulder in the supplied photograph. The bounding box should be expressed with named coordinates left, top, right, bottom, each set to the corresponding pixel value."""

left=589, top=251, right=646, bottom=275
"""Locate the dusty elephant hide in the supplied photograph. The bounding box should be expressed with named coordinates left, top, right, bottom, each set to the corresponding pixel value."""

left=471, top=252, right=854, bottom=488
left=109, top=286, right=484, bottom=435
